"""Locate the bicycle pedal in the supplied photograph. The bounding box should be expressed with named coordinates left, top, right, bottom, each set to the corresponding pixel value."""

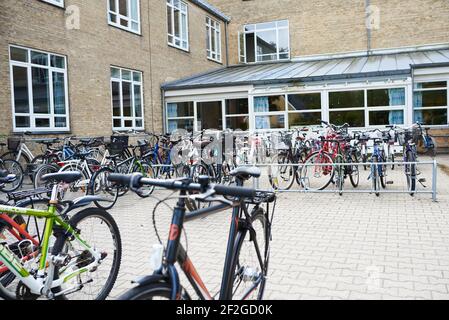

left=418, top=178, right=426, bottom=183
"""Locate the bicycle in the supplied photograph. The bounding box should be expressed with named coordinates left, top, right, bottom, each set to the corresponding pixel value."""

left=0, top=170, right=121, bottom=300
left=112, top=167, right=276, bottom=300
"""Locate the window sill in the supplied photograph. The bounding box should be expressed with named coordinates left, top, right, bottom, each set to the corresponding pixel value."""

left=39, top=0, right=64, bottom=8
left=108, top=22, right=142, bottom=36
left=168, top=43, right=190, bottom=54
left=207, top=57, right=223, bottom=65
left=12, top=130, right=71, bottom=135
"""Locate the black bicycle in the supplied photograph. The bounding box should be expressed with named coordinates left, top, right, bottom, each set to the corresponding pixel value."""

left=111, top=167, right=276, bottom=300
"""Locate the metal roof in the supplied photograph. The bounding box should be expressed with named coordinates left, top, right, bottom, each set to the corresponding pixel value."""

left=190, top=0, right=230, bottom=22
left=162, top=49, right=449, bottom=91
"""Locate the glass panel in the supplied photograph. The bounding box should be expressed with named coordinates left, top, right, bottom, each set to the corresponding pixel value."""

left=130, top=0, right=138, bottom=20
left=55, top=117, right=67, bottom=128
left=256, top=30, right=277, bottom=56
left=15, top=116, right=30, bottom=128
left=12, top=66, right=29, bottom=114
left=121, top=70, right=131, bottom=80
left=52, top=72, right=66, bottom=115
left=31, top=51, right=48, bottom=66
left=288, top=93, right=321, bottom=111
left=112, top=82, right=121, bottom=116
left=32, top=67, right=50, bottom=114
left=329, top=110, right=365, bottom=127
left=113, top=119, right=121, bottom=128
left=167, top=119, right=194, bottom=133
left=369, top=110, right=404, bottom=125
left=206, top=26, right=210, bottom=52
left=226, top=99, right=249, bottom=115
left=167, top=102, right=193, bottom=117
left=119, top=0, right=127, bottom=16
left=329, top=91, right=364, bottom=109
left=136, top=119, right=143, bottom=128
left=167, top=5, right=173, bottom=35
left=254, top=96, right=285, bottom=112
left=120, top=18, right=128, bottom=27
left=288, top=112, right=322, bottom=127
left=50, top=55, right=65, bottom=68
left=368, top=88, right=405, bottom=107
left=255, top=115, right=285, bottom=129
left=35, top=118, right=50, bottom=128
left=413, top=90, right=447, bottom=108
left=109, top=0, right=116, bottom=12
left=134, top=85, right=142, bottom=117
left=124, top=120, right=133, bottom=128
left=415, top=82, right=447, bottom=89
left=10, top=47, right=28, bottom=62
left=245, top=33, right=255, bottom=63
left=133, top=72, right=141, bottom=82
left=111, top=67, right=120, bottom=79
left=211, top=27, right=216, bottom=52
left=278, top=28, right=289, bottom=54
left=174, top=7, right=180, bottom=38
left=122, top=82, right=132, bottom=117
left=110, top=13, right=116, bottom=22
left=414, top=109, right=447, bottom=125
left=256, top=21, right=276, bottom=30
left=279, top=53, right=289, bottom=60
left=181, top=12, right=187, bottom=41
left=131, top=22, right=139, bottom=31
left=197, top=101, right=223, bottom=130
left=226, top=116, right=249, bottom=130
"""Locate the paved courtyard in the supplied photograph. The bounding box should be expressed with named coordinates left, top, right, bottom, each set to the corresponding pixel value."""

left=107, top=156, right=449, bottom=300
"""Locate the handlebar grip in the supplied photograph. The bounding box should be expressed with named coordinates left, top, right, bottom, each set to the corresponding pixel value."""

left=108, top=173, right=142, bottom=189
left=213, top=184, right=256, bottom=198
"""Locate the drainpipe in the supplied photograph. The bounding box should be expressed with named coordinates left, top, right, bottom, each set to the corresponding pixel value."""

left=161, top=87, right=166, bottom=134
left=224, top=21, right=229, bottom=67
left=365, top=0, right=372, bottom=55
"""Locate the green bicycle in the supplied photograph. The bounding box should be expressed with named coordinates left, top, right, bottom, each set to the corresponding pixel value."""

left=0, top=171, right=122, bottom=300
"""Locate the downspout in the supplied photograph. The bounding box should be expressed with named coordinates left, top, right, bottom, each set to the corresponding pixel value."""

left=224, top=21, right=229, bottom=67
left=365, top=0, right=372, bottom=55
left=161, top=87, right=166, bottom=134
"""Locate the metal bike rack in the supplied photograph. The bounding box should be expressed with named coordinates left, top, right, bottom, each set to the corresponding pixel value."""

left=246, top=160, right=438, bottom=202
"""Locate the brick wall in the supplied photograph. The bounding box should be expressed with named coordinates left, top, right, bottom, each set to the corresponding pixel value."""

left=0, top=0, right=226, bottom=136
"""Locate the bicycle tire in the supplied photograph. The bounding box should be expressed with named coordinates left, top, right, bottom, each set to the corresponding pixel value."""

left=228, top=208, right=269, bottom=300
left=371, top=156, right=380, bottom=197
left=300, top=151, right=335, bottom=191
left=33, top=163, right=59, bottom=189
left=349, top=153, right=360, bottom=188
left=0, top=159, right=24, bottom=192
left=405, top=150, right=416, bottom=196
left=118, top=282, right=174, bottom=300
left=52, top=207, right=122, bottom=300
left=89, top=167, right=119, bottom=210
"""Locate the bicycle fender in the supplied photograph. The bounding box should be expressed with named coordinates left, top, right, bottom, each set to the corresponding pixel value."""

left=66, top=196, right=113, bottom=212
left=132, top=274, right=168, bottom=286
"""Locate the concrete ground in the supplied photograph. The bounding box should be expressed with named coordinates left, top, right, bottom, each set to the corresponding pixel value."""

left=106, top=155, right=449, bottom=300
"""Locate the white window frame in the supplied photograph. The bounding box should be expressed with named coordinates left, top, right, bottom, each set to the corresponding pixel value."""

left=166, top=101, right=195, bottom=133
left=40, top=0, right=64, bottom=7
left=167, top=0, right=189, bottom=51
left=287, top=92, right=322, bottom=129
left=111, top=66, right=144, bottom=131
left=9, top=45, right=70, bottom=133
left=253, top=94, right=288, bottom=131
left=108, top=0, right=141, bottom=35
left=413, top=81, right=448, bottom=126
left=206, top=17, right=221, bottom=63
left=224, top=98, right=249, bottom=131
left=239, top=20, right=290, bottom=64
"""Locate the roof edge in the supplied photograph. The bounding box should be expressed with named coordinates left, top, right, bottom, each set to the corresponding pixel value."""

left=190, top=0, right=231, bottom=22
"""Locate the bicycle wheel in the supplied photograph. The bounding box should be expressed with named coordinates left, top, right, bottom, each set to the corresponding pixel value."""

left=0, top=159, right=24, bottom=192
left=52, top=208, right=121, bottom=300
left=59, top=163, right=89, bottom=200
left=134, top=162, right=156, bottom=198
left=349, top=153, right=360, bottom=188
left=268, top=153, right=295, bottom=191
left=119, top=282, right=174, bottom=300
left=379, top=157, right=388, bottom=189
left=300, top=152, right=334, bottom=191
left=333, top=155, right=344, bottom=196
left=229, top=208, right=268, bottom=300
left=89, top=167, right=119, bottom=210
left=405, top=150, right=416, bottom=196
left=33, top=164, right=59, bottom=189
left=371, top=157, right=380, bottom=197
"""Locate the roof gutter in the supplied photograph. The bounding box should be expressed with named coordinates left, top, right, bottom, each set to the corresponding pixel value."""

left=190, top=0, right=231, bottom=22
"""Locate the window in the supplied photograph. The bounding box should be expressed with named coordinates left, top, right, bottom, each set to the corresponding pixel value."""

left=41, top=0, right=64, bottom=7
left=329, top=90, right=365, bottom=127
left=9, top=46, right=69, bottom=132
left=287, top=93, right=322, bottom=128
left=414, top=81, right=448, bottom=125
left=367, top=88, right=405, bottom=126
left=167, top=0, right=189, bottom=51
left=239, top=20, right=289, bottom=63
left=166, top=102, right=194, bottom=133
left=111, top=67, right=144, bottom=130
left=197, top=101, right=223, bottom=131
left=108, top=0, right=141, bottom=34
left=225, top=99, right=249, bottom=131
left=206, top=17, right=221, bottom=62
left=254, top=95, right=286, bottom=130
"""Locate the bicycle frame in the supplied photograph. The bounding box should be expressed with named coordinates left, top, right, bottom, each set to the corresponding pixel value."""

left=15, top=143, right=34, bottom=163
left=0, top=185, right=102, bottom=298
left=155, top=191, right=265, bottom=301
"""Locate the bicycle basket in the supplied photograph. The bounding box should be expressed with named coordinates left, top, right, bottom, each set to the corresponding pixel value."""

left=108, top=135, right=129, bottom=155
left=7, top=137, right=21, bottom=151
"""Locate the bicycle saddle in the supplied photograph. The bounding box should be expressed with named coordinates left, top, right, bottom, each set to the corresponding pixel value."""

left=42, top=172, right=82, bottom=184
left=230, top=167, right=261, bottom=180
